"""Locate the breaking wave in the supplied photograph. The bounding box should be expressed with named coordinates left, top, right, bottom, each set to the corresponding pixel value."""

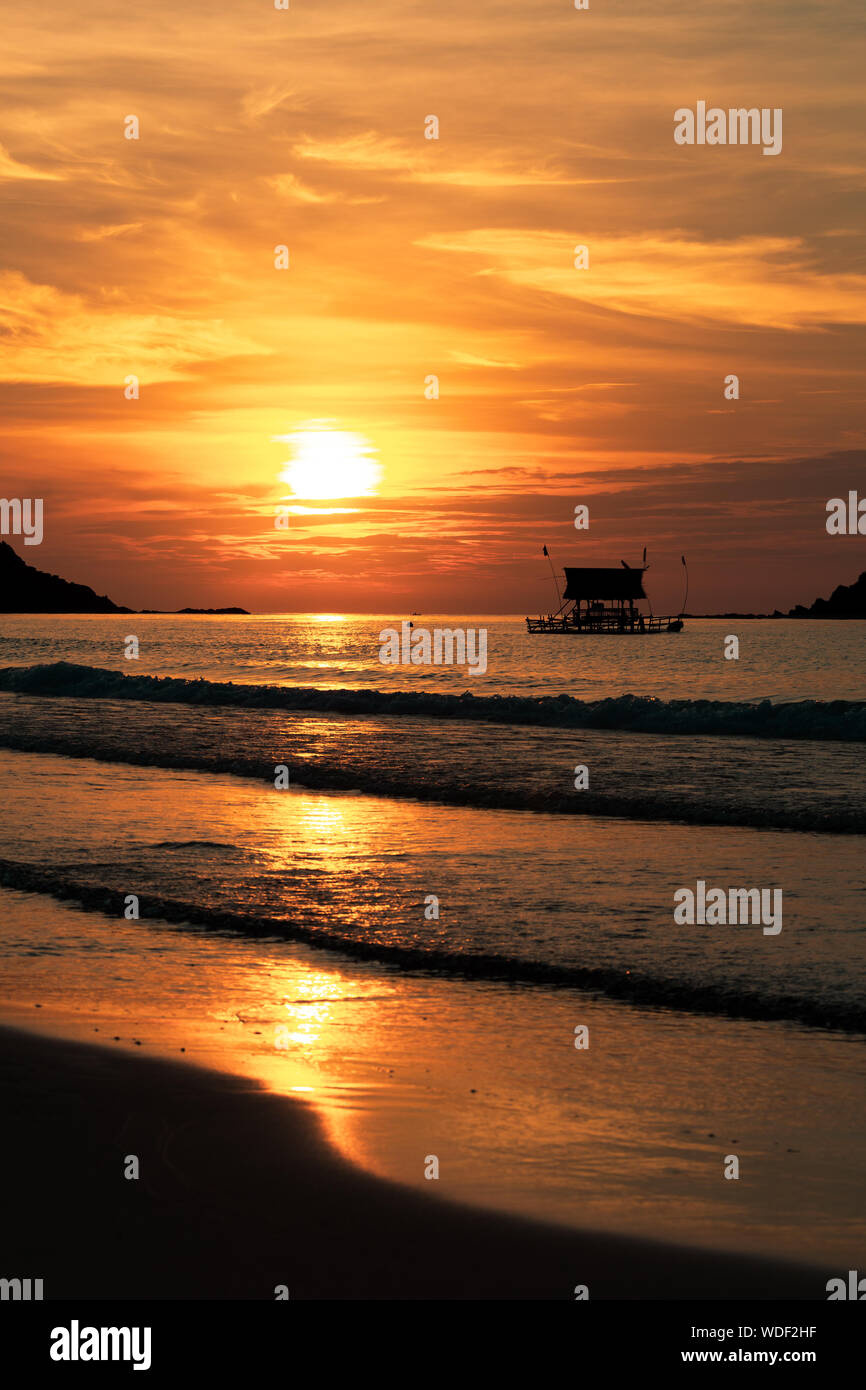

left=1, top=661, right=865, bottom=741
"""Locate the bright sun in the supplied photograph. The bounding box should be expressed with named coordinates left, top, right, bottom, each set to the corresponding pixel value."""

left=275, top=424, right=381, bottom=500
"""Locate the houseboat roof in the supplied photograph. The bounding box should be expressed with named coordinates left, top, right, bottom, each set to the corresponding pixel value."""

left=562, top=567, right=647, bottom=601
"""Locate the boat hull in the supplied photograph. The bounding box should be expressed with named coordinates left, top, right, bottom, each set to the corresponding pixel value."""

left=526, top=616, right=683, bottom=635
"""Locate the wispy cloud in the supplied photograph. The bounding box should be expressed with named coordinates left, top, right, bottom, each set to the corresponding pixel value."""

left=419, top=230, right=866, bottom=329
left=0, top=141, right=62, bottom=182
left=0, top=272, right=263, bottom=385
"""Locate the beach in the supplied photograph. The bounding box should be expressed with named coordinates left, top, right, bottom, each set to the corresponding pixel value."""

left=0, top=615, right=863, bottom=1298
left=0, top=1024, right=830, bottom=1300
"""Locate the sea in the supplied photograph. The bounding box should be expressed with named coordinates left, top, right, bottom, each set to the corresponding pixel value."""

left=0, top=614, right=864, bottom=1267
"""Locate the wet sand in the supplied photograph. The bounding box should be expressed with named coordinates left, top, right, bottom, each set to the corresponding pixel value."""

left=0, top=1025, right=831, bottom=1300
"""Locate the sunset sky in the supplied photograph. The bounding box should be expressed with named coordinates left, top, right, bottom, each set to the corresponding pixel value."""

left=1, top=0, right=864, bottom=613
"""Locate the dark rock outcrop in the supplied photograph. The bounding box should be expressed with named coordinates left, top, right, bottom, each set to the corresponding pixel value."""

left=0, top=541, right=129, bottom=613
left=788, top=571, right=866, bottom=618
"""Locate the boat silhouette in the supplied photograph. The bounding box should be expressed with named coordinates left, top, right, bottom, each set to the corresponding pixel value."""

left=526, top=551, right=685, bottom=635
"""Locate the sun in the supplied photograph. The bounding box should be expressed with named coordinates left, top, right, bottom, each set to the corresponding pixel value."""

left=275, top=423, right=381, bottom=500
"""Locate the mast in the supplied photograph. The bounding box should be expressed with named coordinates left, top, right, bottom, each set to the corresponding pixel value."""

left=542, top=545, right=562, bottom=610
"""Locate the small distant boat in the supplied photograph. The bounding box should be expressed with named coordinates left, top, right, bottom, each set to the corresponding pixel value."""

left=526, top=550, right=686, bottom=636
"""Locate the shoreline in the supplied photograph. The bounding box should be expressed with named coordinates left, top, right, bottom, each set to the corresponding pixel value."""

left=0, top=1023, right=833, bottom=1300
left=2, top=871, right=865, bottom=1273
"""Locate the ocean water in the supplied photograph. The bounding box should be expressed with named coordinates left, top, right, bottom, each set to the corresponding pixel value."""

left=0, top=613, right=863, bottom=1263
left=0, top=612, right=864, bottom=701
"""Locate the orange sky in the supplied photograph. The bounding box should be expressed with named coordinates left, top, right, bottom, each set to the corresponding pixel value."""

left=1, top=0, right=864, bottom=613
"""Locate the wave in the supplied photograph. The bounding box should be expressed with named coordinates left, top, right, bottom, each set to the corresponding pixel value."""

left=1, top=661, right=865, bottom=741
left=0, top=856, right=862, bottom=1034
left=0, top=728, right=862, bottom=834
left=151, top=839, right=235, bottom=850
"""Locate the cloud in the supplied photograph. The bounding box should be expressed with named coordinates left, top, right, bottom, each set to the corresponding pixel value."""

left=266, top=173, right=383, bottom=206
left=449, top=351, right=521, bottom=369
left=0, top=141, right=62, bottom=182
left=418, top=230, right=866, bottom=329
left=240, top=84, right=306, bottom=123
left=0, top=272, right=263, bottom=385
left=293, top=132, right=580, bottom=189
left=74, top=222, right=143, bottom=241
